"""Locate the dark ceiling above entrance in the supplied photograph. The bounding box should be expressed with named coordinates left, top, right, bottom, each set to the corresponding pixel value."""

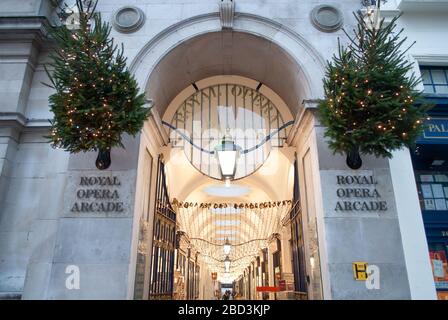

left=145, top=31, right=307, bottom=118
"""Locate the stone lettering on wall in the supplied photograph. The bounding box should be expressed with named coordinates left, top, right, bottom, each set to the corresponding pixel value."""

left=334, top=175, right=387, bottom=212
left=63, top=172, right=135, bottom=217
left=70, top=176, right=124, bottom=213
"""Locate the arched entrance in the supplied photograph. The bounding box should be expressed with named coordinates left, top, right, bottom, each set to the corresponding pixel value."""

left=130, top=13, right=326, bottom=300
left=129, top=13, right=326, bottom=114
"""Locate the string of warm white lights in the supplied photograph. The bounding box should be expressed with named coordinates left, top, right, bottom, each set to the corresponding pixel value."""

left=190, top=238, right=267, bottom=261
left=201, top=255, right=258, bottom=283
left=172, top=199, right=292, bottom=209
left=175, top=200, right=292, bottom=282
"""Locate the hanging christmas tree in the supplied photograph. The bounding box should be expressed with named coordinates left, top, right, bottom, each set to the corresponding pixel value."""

left=318, top=11, right=429, bottom=169
left=45, top=0, right=149, bottom=169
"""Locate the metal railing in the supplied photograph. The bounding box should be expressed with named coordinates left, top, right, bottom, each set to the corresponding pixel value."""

left=281, top=200, right=301, bottom=227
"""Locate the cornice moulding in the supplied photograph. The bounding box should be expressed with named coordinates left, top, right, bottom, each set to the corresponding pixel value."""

left=0, top=16, right=51, bottom=44
left=413, top=54, right=448, bottom=66
left=286, top=99, right=321, bottom=146
left=0, top=113, right=51, bottom=133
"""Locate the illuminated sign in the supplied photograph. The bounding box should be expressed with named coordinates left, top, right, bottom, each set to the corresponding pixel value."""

left=423, top=118, right=448, bottom=139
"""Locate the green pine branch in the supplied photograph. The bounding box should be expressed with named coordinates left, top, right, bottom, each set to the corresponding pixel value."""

left=44, top=2, right=150, bottom=153
left=318, top=11, right=431, bottom=159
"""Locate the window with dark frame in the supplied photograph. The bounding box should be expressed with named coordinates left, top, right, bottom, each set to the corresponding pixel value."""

left=421, top=66, right=448, bottom=94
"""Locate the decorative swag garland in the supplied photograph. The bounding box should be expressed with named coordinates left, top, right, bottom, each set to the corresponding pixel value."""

left=172, top=198, right=292, bottom=210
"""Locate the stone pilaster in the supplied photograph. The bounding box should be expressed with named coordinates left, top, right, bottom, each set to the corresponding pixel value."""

left=288, top=102, right=426, bottom=299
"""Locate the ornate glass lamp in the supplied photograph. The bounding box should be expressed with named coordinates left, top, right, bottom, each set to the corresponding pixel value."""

left=223, top=238, right=231, bottom=255
left=224, top=255, right=231, bottom=272
left=214, top=131, right=241, bottom=184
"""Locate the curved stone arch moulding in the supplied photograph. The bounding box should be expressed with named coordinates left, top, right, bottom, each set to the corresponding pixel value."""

left=129, top=13, right=326, bottom=104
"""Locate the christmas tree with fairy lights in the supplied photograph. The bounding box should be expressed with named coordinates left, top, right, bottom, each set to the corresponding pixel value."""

left=318, top=10, right=430, bottom=169
left=45, top=0, right=149, bottom=169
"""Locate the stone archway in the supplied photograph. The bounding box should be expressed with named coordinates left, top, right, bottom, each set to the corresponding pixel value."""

left=129, top=12, right=326, bottom=117
left=129, top=12, right=326, bottom=300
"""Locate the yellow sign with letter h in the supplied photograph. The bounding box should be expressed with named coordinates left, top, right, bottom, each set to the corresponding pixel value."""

left=352, top=262, right=368, bottom=281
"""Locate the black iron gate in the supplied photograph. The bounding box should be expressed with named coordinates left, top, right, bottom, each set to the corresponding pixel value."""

left=290, top=158, right=308, bottom=299
left=149, top=157, right=176, bottom=300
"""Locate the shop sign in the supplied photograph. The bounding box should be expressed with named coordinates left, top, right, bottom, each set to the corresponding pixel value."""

left=430, top=250, right=448, bottom=289
left=274, top=266, right=281, bottom=275
left=256, top=286, right=279, bottom=292
left=283, top=273, right=295, bottom=291
left=435, top=281, right=448, bottom=290
left=433, top=259, right=444, bottom=278
left=278, top=280, right=286, bottom=291
left=423, top=118, right=448, bottom=139
left=437, top=291, right=448, bottom=300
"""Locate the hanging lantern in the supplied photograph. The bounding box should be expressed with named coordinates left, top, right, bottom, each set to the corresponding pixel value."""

left=223, top=238, right=231, bottom=255
left=214, top=130, right=241, bottom=182
left=224, top=255, right=231, bottom=272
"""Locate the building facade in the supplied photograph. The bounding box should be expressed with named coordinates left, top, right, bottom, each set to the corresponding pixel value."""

left=0, top=0, right=447, bottom=300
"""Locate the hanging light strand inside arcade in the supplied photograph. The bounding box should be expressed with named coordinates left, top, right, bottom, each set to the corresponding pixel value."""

left=173, top=199, right=292, bottom=282
left=172, top=198, right=292, bottom=209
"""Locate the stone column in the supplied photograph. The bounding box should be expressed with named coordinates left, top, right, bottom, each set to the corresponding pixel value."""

left=252, top=260, right=257, bottom=300
left=389, top=149, right=437, bottom=299
left=36, top=135, right=141, bottom=299
left=256, top=256, right=262, bottom=300
left=289, top=103, right=434, bottom=299
left=267, top=242, right=275, bottom=300
left=279, top=227, right=292, bottom=273
left=0, top=126, right=20, bottom=299
left=0, top=13, right=49, bottom=297
left=279, top=225, right=294, bottom=299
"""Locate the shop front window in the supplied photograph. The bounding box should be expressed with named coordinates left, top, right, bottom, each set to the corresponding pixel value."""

left=412, top=134, right=448, bottom=300
left=429, top=244, right=448, bottom=300
left=410, top=65, right=448, bottom=299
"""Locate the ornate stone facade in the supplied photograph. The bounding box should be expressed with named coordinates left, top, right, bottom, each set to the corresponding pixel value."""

left=0, top=0, right=445, bottom=300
